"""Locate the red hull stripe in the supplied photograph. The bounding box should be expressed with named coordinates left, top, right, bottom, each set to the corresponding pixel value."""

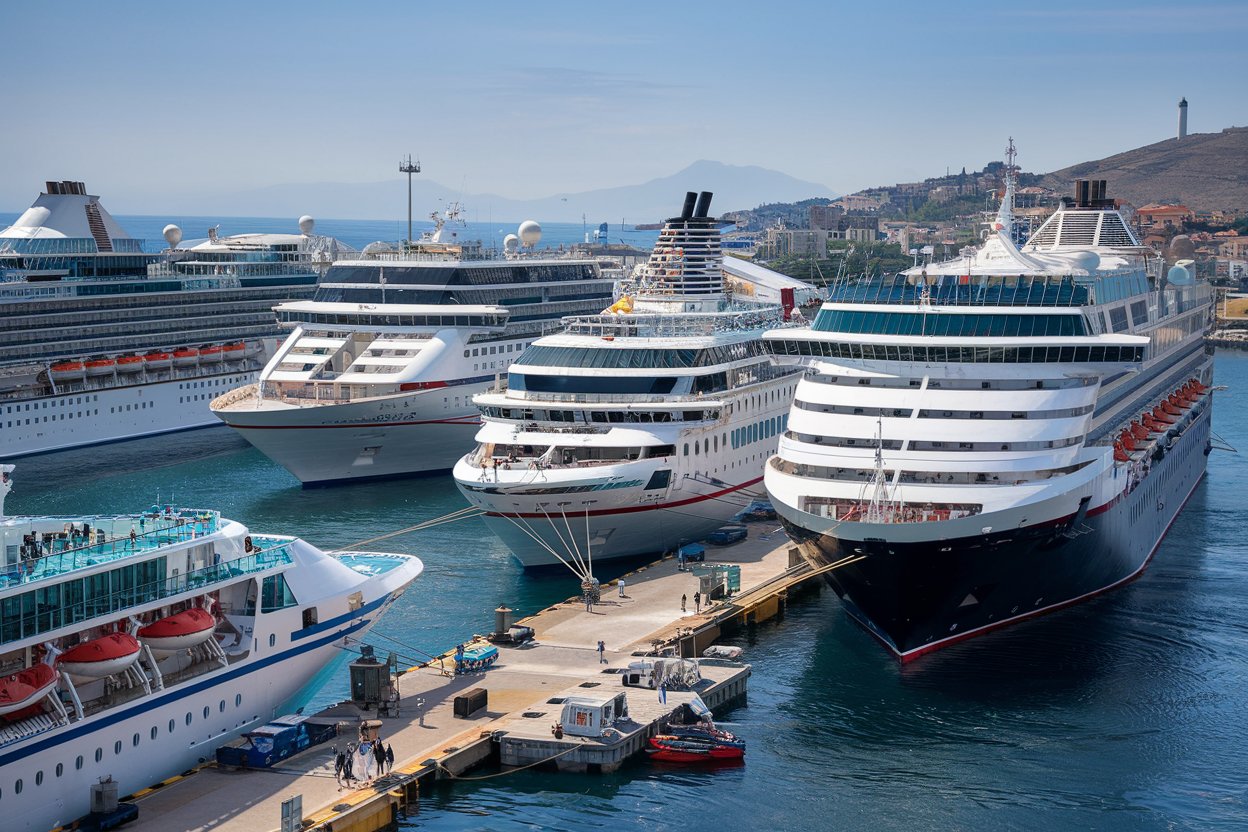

left=884, top=468, right=1207, bottom=664
left=232, top=416, right=481, bottom=430
left=485, top=476, right=764, bottom=519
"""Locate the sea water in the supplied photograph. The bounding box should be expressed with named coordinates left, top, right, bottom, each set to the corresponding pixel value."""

left=6, top=348, right=1247, bottom=831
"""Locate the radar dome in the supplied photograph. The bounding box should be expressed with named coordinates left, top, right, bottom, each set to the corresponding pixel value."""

left=162, top=224, right=183, bottom=248
left=518, top=220, right=542, bottom=247
left=503, top=233, right=520, bottom=253
left=298, top=215, right=316, bottom=235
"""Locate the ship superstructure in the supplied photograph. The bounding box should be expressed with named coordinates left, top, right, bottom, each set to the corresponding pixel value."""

left=763, top=163, right=1214, bottom=661
left=212, top=216, right=615, bottom=485
left=0, top=182, right=349, bottom=457
left=453, top=192, right=802, bottom=568
left=0, top=464, right=421, bottom=831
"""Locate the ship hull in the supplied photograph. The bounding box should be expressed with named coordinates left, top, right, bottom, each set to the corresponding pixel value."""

left=779, top=403, right=1211, bottom=661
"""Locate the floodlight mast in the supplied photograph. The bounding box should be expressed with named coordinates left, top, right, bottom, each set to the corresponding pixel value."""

left=400, top=155, right=421, bottom=245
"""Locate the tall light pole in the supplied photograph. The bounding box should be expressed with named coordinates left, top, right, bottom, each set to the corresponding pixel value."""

left=399, top=155, right=421, bottom=245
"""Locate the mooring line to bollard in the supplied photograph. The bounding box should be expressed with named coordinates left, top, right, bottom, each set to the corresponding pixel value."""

left=434, top=742, right=582, bottom=781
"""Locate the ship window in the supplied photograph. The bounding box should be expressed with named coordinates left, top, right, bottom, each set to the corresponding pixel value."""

left=55, top=763, right=63, bottom=778
left=269, top=633, right=276, bottom=647
left=203, top=706, right=210, bottom=720
left=219, top=700, right=226, bottom=713
left=114, top=740, right=122, bottom=755
left=185, top=713, right=193, bottom=726
left=150, top=726, right=158, bottom=740
left=133, top=733, right=140, bottom=747
left=13, top=780, right=20, bottom=794
left=302, top=607, right=319, bottom=628
left=169, top=719, right=175, bottom=733
left=260, top=574, right=298, bottom=612
left=35, top=771, right=42, bottom=786
left=236, top=694, right=243, bottom=707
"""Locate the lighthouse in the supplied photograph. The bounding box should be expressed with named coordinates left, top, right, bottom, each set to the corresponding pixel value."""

left=1178, top=97, right=1188, bottom=140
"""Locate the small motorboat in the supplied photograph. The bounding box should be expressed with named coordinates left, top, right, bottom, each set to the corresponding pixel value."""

left=58, top=633, right=142, bottom=678
left=455, top=642, right=499, bottom=673
left=116, top=355, right=145, bottom=373
left=138, top=608, right=216, bottom=651
left=144, top=351, right=173, bottom=370
left=701, top=645, right=743, bottom=660
left=0, top=664, right=59, bottom=718
left=648, top=724, right=745, bottom=762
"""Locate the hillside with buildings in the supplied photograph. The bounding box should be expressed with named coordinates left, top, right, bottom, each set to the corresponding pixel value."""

left=1038, top=127, right=1248, bottom=213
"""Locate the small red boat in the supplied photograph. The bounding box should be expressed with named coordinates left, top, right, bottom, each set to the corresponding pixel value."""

left=138, top=608, right=215, bottom=651
left=58, top=633, right=142, bottom=678
left=647, top=724, right=745, bottom=762
left=0, top=664, right=59, bottom=718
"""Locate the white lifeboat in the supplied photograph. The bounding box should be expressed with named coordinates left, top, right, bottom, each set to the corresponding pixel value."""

left=58, top=633, right=141, bottom=678
left=0, top=664, right=59, bottom=718
left=145, top=351, right=173, bottom=370
left=172, top=348, right=199, bottom=368
left=199, top=346, right=224, bottom=364
left=49, top=361, right=86, bottom=381
left=84, top=358, right=116, bottom=376
left=137, top=608, right=216, bottom=652
left=222, top=342, right=246, bottom=362
left=115, top=355, right=145, bottom=373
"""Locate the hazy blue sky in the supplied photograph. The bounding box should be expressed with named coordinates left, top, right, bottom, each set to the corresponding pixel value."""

left=3, top=0, right=1245, bottom=214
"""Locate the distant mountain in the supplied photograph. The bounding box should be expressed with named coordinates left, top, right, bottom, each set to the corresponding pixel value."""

left=1039, top=127, right=1248, bottom=212
left=148, top=160, right=836, bottom=224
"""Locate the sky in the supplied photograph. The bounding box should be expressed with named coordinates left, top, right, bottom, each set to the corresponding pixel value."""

left=2, top=0, right=1245, bottom=216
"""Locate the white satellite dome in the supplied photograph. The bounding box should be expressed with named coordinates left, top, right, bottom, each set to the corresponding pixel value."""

left=162, top=224, right=183, bottom=248
left=518, top=220, right=542, bottom=246
left=503, top=233, right=520, bottom=253
left=298, top=215, right=316, bottom=235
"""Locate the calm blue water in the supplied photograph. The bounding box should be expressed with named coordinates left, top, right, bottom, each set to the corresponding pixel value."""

left=6, top=354, right=1247, bottom=831
left=0, top=212, right=659, bottom=254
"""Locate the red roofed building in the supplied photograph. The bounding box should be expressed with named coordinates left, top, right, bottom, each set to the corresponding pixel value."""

left=1136, top=204, right=1195, bottom=232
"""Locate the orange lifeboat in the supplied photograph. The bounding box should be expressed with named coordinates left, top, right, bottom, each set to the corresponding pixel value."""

left=1152, top=406, right=1176, bottom=424
left=58, top=633, right=141, bottom=678
left=1119, top=430, right=1137, bottom=452
left=137, top=608, right=215, bottom=652
left=199, top=346, right=224, bottom=364
left=172, top=348, right=199, bottom=368
left=84, top=358, right=115, bottom=376
left=222, top=342, right=246, bottom=361
left=116, top=355, right=144, bottom=373
left=1162, top=401, right=1182, bottom=416
left=0, top=664, right=59, bottom=718
left=49, top=361, right=86, bottom=381
left=1113, top=443, right=1130, bottom=462
left=1130, top=421, right=1149, bottom=440
left=145, top=351, right=173, bottom=370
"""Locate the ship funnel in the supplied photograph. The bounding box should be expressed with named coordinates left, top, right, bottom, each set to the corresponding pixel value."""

left=680, top=191, right=697, bottom=219
left=694, top=191, right=714, bottom=218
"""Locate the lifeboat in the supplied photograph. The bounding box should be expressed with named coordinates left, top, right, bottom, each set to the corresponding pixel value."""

left=1152, top=406, right=1177, bottom=424
left=1119, top=430, right=1137, bottom=451
left=648, top=725, right=745, bottom=762
left=58, top=633, right=141, bottom=678
left=1113, top=443, right=1130, bottom=462
left=49, top=361, right=86, bottom=381
left=1130, top=422, right=1149, bottom=440
left=0, top=664, right=59, bottom=718
left=137, top=608, right=216, bottom=651
left=199, top=346, right=225, bottom=363
left=172, top=348, right=200, bottom=367
left=84, top=358, right=116, bottom=376
left=145, top=351, right=173, bottom=370
left=222, top=342, right=246, bottom=361
left=243, top=341, right=264, bottom=358
left=1161, top=401, right=1182, bottom=417
left=116, top=355, right=145, bottom=373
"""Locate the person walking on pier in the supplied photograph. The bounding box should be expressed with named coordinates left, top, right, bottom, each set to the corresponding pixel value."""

left=343, top=743, right=356, bottom=787
left=681, top=593, right=687, bottom=613
left=694, top=590, right=702, bottom=614
left=374, top=736, right=387, bottom=776
left=333, top=747, right=346, bottom=788
left=385, top=743, right=395, bottom=774
left=597, top=639, right=607, bottom=664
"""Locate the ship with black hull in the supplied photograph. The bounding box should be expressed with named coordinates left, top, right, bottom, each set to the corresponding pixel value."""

left=762, top=156, right=1214, bottom=661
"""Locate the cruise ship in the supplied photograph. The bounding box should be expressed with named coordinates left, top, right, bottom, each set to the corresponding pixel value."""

left=453, top=192, right=802, bottom=568
left=0, top=464, right=422, bottom=832
left=212, top=217, right=616, bottom=485
left=763, top=169, right=1214, bottom=661
left=0, top=181, right=350, bottom=458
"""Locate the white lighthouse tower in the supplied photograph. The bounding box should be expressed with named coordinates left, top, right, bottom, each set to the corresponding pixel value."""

left=1178, top=97, right=1188, bottom=140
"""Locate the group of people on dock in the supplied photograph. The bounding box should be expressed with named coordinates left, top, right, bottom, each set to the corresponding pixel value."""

left=333, top=732, right=395, bottom=789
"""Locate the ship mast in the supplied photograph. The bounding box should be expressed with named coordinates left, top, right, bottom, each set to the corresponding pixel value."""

left=865, top=416, right=895, bottom=523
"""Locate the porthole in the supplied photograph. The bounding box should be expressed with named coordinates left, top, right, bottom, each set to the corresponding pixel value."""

left=269, top=634, right=276, bottom=648
left=95, top=748, right=103, bottom=763
left=235, top=694, right=242, bottom=707
left=133, top=732, right=141, bottom=747
left=14, top=780, right=21, bottom=794
left=114, top=740, right=122, bottom=755
left=76, top=756, right=84, bottom=770
left=169, top=719, right=176, bottom=733
left=203, top=706, right=210, bottom=720
left=219, top=700, right=226, bottom=714
left=55, top=763, right=63, bottom=778
left=35, top=771, right=43, bottom=786
left=185, top=712, right=193, bottom=726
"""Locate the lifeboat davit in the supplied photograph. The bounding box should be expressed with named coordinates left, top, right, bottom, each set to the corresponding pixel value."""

left=49, top=361, right=86, bottom=381
left=116, top=355, right=145, bottom=373
left=172, top=348, right=199, bottom=367
left=137, top=608, right=216, bottom=651
left=84, top=358, right=116, bottom=376
left=199, top=346, right=224, bottom=364
left=58, top=633, right=141, bottom=678
left=145, top=351, right=173, bottom=370
left=0, top=664, right=59, bottom=718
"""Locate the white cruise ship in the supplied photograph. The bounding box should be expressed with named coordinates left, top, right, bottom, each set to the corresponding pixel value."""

left=0, top=181, right=351, bottom=458
left=212, top=218, right=616, bottom=485
left=763, top=166, right=1214, bottom=661
left=453, top=192, right=803, bottom=568
left=0, top=464, right=422, bottom=832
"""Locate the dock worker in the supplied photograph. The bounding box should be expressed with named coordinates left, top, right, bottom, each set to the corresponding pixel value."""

left=385, top=743, right=394, bottom=774
left=598, top=640, right=607, bottom=664
left=681, top=593, right=687, bottom=613
left=694, top=590, right=701, bottom=614
left=373, top=736, right=387, bottom=776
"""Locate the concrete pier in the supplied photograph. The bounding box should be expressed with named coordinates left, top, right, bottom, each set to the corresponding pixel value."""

left=116, top=524, right=817, bottom=832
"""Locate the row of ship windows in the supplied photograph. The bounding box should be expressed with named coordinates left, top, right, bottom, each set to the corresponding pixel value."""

left=6, top=410, right=100, bottom=427
left=810, top=310, right=1088, bottom=338
left=803, top=373, right=1097, bottom=391
left=784, top=430, right=1085, bottom=452
left=3, top=394, right=101, bottom=414
left=1127, top=428, right=1195, bottom=524
left=730, top=415, right=790, bottom=450
left=482, top=407, right=718, bottom=424
left=792, top=400, right=1095, bottom=421
left=464, top=342, right=530, bottom=358
left=0, top=694, right=248, bottom=802
left=769, top=340, right=1145, bottom=364
left=771, top=456, right=1092, bottom=485
left=515, top=342, right=767, bottom=371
